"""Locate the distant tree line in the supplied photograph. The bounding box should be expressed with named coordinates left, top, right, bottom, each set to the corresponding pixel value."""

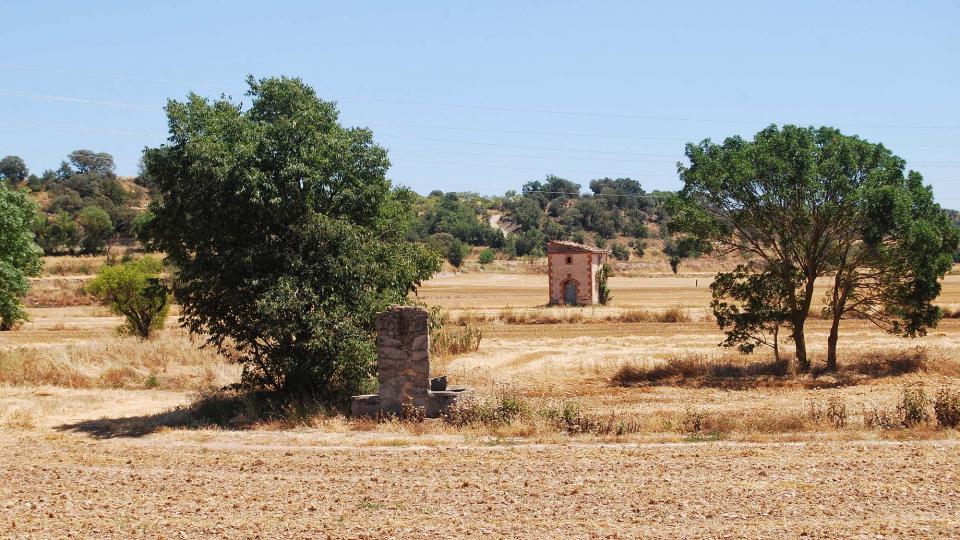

left=404, top=175, right=673, bottom=267
left=0, top=151, right=147, bottom=255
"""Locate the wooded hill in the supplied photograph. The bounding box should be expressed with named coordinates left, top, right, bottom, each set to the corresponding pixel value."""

left=406, top=175, right=694, bottom=269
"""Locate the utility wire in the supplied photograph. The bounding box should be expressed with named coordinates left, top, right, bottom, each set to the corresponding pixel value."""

left=393, top=148, right=677, bottom=164
left=398, top=158, right=677, bottom=178
left=379, top=134, right=679, bottom=157
left=0, top=90, right=162, bottom=110
left=2, top=62, right=960, bottom=130
left=0, top=63, right=239, bottom=91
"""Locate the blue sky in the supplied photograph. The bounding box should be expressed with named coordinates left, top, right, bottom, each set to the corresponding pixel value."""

left=2, top=1, right=959, bottom=202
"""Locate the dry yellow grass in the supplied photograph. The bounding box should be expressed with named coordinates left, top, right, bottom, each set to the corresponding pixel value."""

left=0, top=329, right=235, bottom=391
left=2, top=265, right=960, bottom=536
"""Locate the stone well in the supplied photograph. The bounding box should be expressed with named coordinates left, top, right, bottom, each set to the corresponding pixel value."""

left=351, top=306, right=469, bottom=418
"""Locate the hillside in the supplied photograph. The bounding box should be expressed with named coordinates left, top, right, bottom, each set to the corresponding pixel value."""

left=411, top=176, right=960, bottom=274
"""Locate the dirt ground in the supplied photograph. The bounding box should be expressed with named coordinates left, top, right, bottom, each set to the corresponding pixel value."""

left=3, top=271, right=960, bottom=537
left=3, top=430, right=959, bottom=538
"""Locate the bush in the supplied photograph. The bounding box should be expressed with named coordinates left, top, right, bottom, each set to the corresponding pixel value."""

left=85, top=258, right=169, bottom=339
left=841, top=349, right=927, bottom=377
left=446, top=238, right=468, bottom=268
left=610, top=242, right=629, bottom=261
left=933, top=387, right=960, bottom=428
left=478, top=248, right=496, bottom=265
left=597, top=263, right=612, bottom=305
left=611, top=354, right=790, bottom=386
left=430, top=324, right=482, bottom=358
left=630, top=239, right=646, bottom=258
left=77, top=205, right=113, bottom=254
left=808, top=397, right=847, bottom=428
left=898, top=386, right=930, bottom=427
left=442, top=393, right=528, bottom=427
left=542, top=401, right=642, bottom=435
left=863, top=405, right=901, bottom=430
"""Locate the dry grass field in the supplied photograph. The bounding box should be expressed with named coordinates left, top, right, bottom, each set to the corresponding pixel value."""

left=3, top=263, right=960, bottom=537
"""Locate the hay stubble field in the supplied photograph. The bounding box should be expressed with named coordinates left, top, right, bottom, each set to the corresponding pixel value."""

left=3, top=267, right=960, bottom=537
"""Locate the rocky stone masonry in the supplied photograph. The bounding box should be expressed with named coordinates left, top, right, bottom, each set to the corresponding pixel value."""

left=351, top=306, right=468, bottom=418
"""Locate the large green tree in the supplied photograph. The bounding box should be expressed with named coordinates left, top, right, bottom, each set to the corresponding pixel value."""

left=0, top=156, right=28, bottom=183
left=0, top=183, right=43, bottom=329
left=671, top=125, right=957, bottom=371
left=140, top=76, right=440, bottom=401
left=77, top=205, right=113, bottom=254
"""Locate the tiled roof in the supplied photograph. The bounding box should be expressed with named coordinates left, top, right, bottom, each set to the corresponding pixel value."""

left=547, top=240, right=610, bottom=254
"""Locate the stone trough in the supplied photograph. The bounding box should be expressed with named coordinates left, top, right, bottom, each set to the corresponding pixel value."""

left=351, top=306, right=469, bottom=418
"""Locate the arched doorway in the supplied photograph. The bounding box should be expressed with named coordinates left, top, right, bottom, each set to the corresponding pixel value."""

left=562, top=278, right=578, bottom=305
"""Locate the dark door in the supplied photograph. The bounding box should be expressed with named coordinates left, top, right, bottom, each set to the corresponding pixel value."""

left=564, top=280, right=578, bottom=305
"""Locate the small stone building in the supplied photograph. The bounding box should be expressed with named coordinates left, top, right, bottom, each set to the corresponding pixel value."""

left=547, top=240, right=609, bottom=306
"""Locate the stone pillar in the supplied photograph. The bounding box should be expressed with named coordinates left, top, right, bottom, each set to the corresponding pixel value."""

left=375, top=306, right=431, bottom=415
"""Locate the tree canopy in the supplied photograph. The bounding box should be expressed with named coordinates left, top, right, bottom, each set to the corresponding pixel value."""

left=140, top=75, right=440, bottom=401
left=0, top=156, right=28, bottom=183
left=0, top=183, right=43, bottom=330
left=87, top=258, right=169, bottom=339
left=670, top=125, right=958, bottom=371
left=20, top=150, right=140, bottom=254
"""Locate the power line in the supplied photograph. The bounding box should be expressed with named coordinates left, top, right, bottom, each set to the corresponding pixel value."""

left=1, top=121, right=167, bottom=138
left=0, top=90, right=162, bottom=110
left=3, top=61, right=960, bottom=130
left=374, top=122, right=690, bottom=142
left=372, top=122, right=960, bottom=148
left=5, top=121, right=959, bottom=178
left=379, top=134, right=680, bottom=157
left=359, top=97, right=960, bottom=130
left=397, top=158, right=679, bottom=178
left=0, top=64, right=239, bottom=91
left=393, top=148, right=677, bottom=164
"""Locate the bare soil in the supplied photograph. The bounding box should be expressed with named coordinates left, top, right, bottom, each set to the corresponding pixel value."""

left=2, top=429, right=959, bottom=538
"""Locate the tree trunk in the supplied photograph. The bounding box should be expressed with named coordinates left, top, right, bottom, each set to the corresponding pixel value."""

left=792, top=319, right=808, bottom=371
left=772, top=326, right=780, bottom=364
left=826, top=313, right=841, bottom=372
left=792, top=277, right=815, bottom=372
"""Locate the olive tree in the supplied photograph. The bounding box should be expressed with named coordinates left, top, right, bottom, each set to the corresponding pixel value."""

left=670, top=125, right=957, bottom=371
left=0, top=183, right=42, bottom=329
left=140, top=76, right=440, bottom=402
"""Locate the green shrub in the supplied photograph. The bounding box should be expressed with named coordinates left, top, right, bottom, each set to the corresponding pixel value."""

left=610, top=242, right=629, bottom=261
left=77, top=205, right=113, bottom=254
left=447, top=239, right=468, bottom=268
left=478, top=248, right=496, bottom=265
left=597, top=263, right=612, bottom=305
left=85, top=258, right=169, bottom=339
